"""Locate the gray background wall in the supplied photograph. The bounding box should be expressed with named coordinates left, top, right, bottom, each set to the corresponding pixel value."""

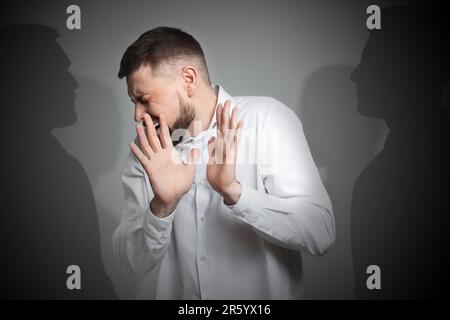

left=3, top=0, right=442, bottom=299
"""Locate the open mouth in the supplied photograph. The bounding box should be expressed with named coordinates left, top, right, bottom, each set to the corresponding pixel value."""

left=143, top=117, right=160, bottom=129
left=153, top=119, right=160, bottom=130
left=152, top=118, right=161, bottom=136
left=142, top=117, right=162, bottom=136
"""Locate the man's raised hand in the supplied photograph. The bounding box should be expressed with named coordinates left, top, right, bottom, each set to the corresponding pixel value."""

left=130, top=113, right=199, bottom=218
left=207, top=100, right=244, bottom=205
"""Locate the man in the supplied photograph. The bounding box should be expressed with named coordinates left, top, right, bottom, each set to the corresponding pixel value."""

left=113, top=26, right=335, bottom=299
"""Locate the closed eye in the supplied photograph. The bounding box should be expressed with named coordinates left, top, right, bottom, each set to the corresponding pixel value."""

left=131, top=97, right=150, bottom=106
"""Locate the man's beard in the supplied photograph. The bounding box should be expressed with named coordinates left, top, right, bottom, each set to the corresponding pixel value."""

left=169, top=93, right=196, bottom=146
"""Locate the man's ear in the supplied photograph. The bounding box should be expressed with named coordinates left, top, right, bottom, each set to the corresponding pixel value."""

left=181, top=65, right=198, bottom=97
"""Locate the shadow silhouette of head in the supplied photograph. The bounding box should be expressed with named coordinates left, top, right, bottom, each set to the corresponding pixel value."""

left=300, top=65, right=389, bottom=299
left=350, top=5, right=450, bottom=300
left=351, top=6, right=450, bottom=125
left=301, top=66, right=385, bottom=171
left=0, top=25, right=78, bottom=132
left=0, top=25, right=117, bottom=299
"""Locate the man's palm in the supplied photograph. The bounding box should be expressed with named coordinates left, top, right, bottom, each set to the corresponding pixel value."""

left=145, top=147, right=197, bottom=205
left=130, top=113, right=198, bottom=208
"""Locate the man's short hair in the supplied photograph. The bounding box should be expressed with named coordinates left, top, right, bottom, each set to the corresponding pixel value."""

left=118, top=26, right=210, bottom=83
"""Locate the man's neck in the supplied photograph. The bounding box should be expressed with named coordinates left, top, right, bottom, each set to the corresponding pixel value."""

left=188, top=84, right=218, bottom=137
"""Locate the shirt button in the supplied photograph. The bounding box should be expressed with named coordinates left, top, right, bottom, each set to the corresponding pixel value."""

left=200, top=256, right=206, bottom=262
left=200, top=216, right=205, bottom=222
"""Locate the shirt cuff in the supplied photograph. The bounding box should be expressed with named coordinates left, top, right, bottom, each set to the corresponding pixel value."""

left=142, top=206, right=175, bottom=239
left=226, top=183, right=263, bottom=221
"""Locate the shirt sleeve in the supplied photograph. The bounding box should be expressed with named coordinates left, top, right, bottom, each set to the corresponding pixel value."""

left=229, top=99, right=336, bottom=256
left=112, top=143, right=175, bottom=278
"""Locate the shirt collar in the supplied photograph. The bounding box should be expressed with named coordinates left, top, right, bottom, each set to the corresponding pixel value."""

left=176, top=84, right=232, bottom=147
left=206, top=84, right=233, bottom=131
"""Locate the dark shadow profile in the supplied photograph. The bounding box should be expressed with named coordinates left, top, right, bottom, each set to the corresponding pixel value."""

left=300, top=66, right=387, bottom=299
left=350, top=6, right=450, bottom=299
left=0, top=25, right=117, bottom=299
left=55, top=77, right=140, bottom=299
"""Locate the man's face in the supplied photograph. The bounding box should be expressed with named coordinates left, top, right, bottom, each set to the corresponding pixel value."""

left=126, top=64, right=195, bottom=139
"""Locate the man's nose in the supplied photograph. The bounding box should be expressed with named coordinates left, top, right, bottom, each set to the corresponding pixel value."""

left=134, top=104, right=146, bottom=123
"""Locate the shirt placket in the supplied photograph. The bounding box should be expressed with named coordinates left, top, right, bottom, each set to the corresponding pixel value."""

left=194, top=161, right=210, bottom=299
left=194, top=128, right=216, bottom=300
left=176, top=124, right=217, bottom=299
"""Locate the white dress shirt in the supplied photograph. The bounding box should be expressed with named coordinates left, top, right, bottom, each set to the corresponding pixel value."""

left=113, top=85, right=335, bottom=299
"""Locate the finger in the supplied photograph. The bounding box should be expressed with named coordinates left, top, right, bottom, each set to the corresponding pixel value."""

left=230, top=106, right=238, bottom=129
left=229, top=120, right=244, bottom=164
left=130, top=142, right=149, bottom=167
left=207, top=136, right=216, bottom=164
left=159, top=113, right=173, bottom=149
left=143, top=113, right=162, bottom=152
left=136, top=124, right=153, bottom=158
left=216, top=130, right=225, bottom=165
left=221, top=100, right=231, bottom=134
left=216, top=103, right=223, bottom=131
left=235, top=120, right=244, bottom=146
left=229, top=106, right=239, bottom=145
left=169, top=148, right=183, bottom=165
left=225, top=117, right=236, bottom=164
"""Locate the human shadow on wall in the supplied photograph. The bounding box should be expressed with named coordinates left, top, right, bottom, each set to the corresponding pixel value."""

left=0, top=25, right=116, bottom=299
left=55, top=77, right=140, bottom=299
left=350, top=6, right=450, bottom=299
left=299, top=65, right=387, bottom=299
